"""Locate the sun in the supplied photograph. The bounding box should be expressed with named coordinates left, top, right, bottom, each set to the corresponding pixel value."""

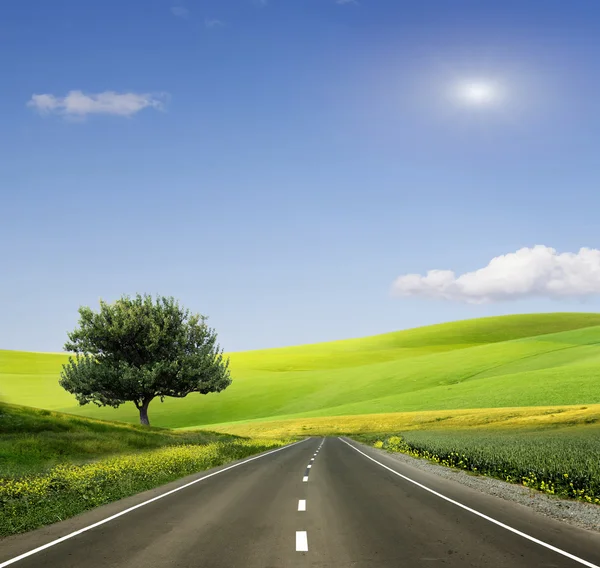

left=453, top=80, right=503, bottom=106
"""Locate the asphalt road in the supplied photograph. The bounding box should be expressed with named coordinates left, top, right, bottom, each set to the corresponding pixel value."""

left=2, top=437, right=600, bottom=568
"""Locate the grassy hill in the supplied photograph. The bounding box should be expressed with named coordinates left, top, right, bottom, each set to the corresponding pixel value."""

left=2, top=312, right=600, bottom=429
left=0, top=403, right=238, bottom=478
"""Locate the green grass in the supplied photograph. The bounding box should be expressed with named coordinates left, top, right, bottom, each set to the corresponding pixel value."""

left=0, top=403, right=240, bottom=478
left=2, top=312, right=600, bottom=429
left=356, top=427, right=600, bottom=505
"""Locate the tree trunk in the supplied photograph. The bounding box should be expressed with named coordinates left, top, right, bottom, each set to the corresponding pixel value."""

left=138, top=398, right=152, bottom=426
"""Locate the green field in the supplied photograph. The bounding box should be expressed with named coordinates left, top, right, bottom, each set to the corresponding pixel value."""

left=2, top=312, right=600, bottom=429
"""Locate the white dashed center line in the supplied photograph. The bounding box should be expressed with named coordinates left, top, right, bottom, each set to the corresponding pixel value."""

left=296, top=531, right=308, bottom=551
left=294, top=444, right=322, bottom=554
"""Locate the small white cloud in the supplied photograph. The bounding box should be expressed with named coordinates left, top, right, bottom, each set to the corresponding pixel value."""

left=27, top=90, right=167, bottom=119
left=204, top=18, right=224, bottom=28
left=391, top=245, right=600, bottom=303
left=27, top=93, right=61, bottom=113
left=336, top=0, right=358, bottom=4
left=171, top=6, right=189, bottom=17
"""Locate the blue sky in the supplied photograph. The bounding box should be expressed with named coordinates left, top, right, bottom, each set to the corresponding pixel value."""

left=2, top=0, right=600, bottom=353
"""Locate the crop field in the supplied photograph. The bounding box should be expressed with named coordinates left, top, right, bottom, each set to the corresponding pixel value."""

left=2, top=313, right=600, bottom=429
left=356, top=427, right=600, bottom=506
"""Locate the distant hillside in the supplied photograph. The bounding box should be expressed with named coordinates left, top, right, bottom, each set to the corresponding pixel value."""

left=2, top=312, right=600, bottom=429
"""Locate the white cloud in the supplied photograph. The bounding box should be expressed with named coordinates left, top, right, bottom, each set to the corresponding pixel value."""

left=27, top=90, right=167, bottom=119
left=27, top=93, right=61, bottom=113
left=391, top=245, right=600, bottom=303
left=204, top=18, right=224, bottom=28
left=171, top=6, right=189, bottom=17
left=336, top=0, right=358, bottom=4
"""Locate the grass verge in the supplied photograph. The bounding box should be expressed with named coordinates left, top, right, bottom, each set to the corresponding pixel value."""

left=0, top=437, right=293, bottom=537
left=354, top=428, right=600, bottom=506
left=0, top=403, right=244, bottom=478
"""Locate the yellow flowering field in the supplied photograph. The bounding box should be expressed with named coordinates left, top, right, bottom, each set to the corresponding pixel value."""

left=201, top=404, right=600, bottom=438
left=0, top=438, right=292, bottom=536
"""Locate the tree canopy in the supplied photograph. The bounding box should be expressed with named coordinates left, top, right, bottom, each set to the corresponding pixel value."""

left=59, top=294, right=232, bottom=425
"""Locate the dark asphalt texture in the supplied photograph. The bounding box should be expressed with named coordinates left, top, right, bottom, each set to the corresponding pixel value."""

left=2, top=437, right=600, bottom=568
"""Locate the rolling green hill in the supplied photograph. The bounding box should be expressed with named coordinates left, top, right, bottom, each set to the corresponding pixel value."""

left=2, top=312, right=600, bottom=429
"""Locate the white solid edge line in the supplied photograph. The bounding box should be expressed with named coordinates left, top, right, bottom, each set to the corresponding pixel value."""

left=0, top=439, right=310, bottom=568
left=298, top=499, right=306, bottom=511
left=296, top=531, right=308, bottom=551
left=338, top=438, right=600, bottom=568
left=303, top=476, right=309, bottom=482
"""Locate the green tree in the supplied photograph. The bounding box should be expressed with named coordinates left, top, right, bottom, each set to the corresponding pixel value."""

left=59, top=294, right=232, bottom=426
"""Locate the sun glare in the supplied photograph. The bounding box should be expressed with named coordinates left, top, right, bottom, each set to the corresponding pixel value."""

left=453, top=80, right=503, bottom=106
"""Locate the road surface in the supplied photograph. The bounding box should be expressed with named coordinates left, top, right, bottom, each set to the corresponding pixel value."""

left=2, top=437, right=600, bottom=567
